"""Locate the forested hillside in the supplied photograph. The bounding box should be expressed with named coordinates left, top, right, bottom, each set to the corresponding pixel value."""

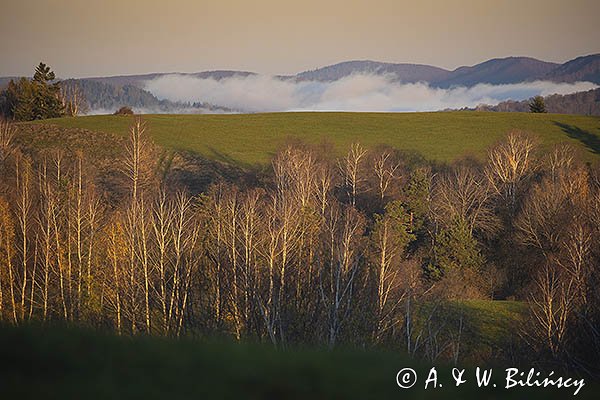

left=1, top=116, right=599, bottom=374
left=61, top=79, right=233, bottom=114
left=476, top=88, right=600, bottom=115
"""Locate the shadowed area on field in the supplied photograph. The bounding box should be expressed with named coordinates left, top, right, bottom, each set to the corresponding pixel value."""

left=554, top=121, right=600, bottom=154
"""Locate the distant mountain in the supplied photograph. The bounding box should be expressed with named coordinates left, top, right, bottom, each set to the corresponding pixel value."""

left=3, top=54, right=599, bottom=91
left=540, top=54, right=600, bottom=84
left=433, top=57, right=559, bottom=88
left=83, top=70, right=257, bottom=89
left=291, top=55, right=600, bottom=88
left=475, top=88, right=600, bottom=116
left=291, top=57, right=562, bottom=87
left=62, top=54, right=600, bottom=92
left=291, top=60, right=450, bottom=83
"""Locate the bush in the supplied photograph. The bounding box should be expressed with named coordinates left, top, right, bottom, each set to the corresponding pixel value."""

left=114, top=106, right=134, bottom=115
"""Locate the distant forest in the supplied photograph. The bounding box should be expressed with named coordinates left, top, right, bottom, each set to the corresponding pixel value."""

left=475, top=88, right=600, bottom=116
left=0, top=73, right=233, bottom=119
left=59, top=79, right=233, bottom=114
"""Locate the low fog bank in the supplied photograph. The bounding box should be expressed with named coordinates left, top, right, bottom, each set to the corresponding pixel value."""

left=143, top=73, right=598, bottom=113
left=85, top=106, right=233, bottom=116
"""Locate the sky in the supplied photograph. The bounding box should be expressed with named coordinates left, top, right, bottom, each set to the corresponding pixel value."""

left=1, top=0, right=599, bottom=78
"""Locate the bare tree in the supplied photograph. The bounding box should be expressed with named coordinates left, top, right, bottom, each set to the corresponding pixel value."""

left=273, top=145, right=318, bottom=209
left=14, top=154, right=33, bottom=321
left=373, top=150, right=401, bottom=201
left=315, top=164, right=333, bottom=216
left=104, top=213, right=128, bottom=335
left=530, top=261, right=576, bottom=356
left=370, top=212, right=405, bottom=342
left=486, top=131, right=537, bottom=214
left=150, top=190, right=174, bottom=334
left=546, top=144, right=575, bottom=183
left=169, top=192, right=199, bottom=337
left=515, top=178, right=567, bottom=254
left=201, top=184, right=229, bottom=328
left=257, top=193, right=284, bottom=346
left=0, top=119, right=16, bottom=167
left=37, top=158, right=55, bottom=322
left=0, top=196, right=17, bottom=323
left=339, top=143, right=367, bottom=206
left=431, top=164, right=498, bottom=236
left=60, top=82, right=89, bottom=117
left=321, top=205, right=365, bottom=348
left=557, top=221, right=592, bottom=306
left=123, top=118, right=156, bottom=205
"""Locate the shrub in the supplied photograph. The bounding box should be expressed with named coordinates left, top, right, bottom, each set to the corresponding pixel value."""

left=114, top=106, right=134, bottom=115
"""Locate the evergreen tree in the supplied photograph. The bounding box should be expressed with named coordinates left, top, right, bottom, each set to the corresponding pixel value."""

left=33, top=62, right=56, bottom=83
left=1, top=62, right=64, bottom=120
left=371, top=200, right=415, bottom=253
left=528, top=95, right=547, bottom=113
left=403, top=167, right=430, bottom=234
left=426, top=218, right=484, bottom=280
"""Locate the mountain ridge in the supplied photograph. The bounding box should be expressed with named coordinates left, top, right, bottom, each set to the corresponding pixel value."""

left=1, top=54, right=599, bottom=114
left=2, top=54, right=599, bottom=90
left=3, top=54, right=596, bottom=89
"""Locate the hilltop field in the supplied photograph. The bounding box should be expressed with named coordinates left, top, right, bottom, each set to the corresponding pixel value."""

left=34, top=111, right=600, bottom=165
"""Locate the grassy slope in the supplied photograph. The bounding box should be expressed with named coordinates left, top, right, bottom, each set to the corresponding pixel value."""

left=36, top=111, right=600, bottom=165
left=439, top=301, right=527, bottom=363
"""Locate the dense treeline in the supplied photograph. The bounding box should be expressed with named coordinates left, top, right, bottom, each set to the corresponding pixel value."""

left=61, top=79, right=189, bottom=114
left=476, top=88, right=600, bottom=116
left=0, top=62, right=205, bottom=119
left=0, top=118, right=599, bottom=372
left=62, top=79, right=233, bottom=114
left=0, top=63, right=87, bottom=120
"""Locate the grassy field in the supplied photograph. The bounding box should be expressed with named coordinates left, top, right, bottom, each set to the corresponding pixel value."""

left=35, top=111, right=600, bottom=166
left=434, top=300, right=527, bottom=363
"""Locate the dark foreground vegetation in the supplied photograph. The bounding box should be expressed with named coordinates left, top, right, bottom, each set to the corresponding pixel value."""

left=0, top=323, right=595, bottom=399
left=1, top=114, right=600, bottom=381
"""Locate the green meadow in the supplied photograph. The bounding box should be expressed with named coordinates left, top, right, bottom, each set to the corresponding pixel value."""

left=37, top=111, right=600, bottom=165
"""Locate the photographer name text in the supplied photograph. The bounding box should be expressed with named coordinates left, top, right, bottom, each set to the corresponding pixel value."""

left=396, top=367, right=585, bottom=395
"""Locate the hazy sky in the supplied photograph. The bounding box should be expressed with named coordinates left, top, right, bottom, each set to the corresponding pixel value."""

left=1, top=0, right=599, bottom=78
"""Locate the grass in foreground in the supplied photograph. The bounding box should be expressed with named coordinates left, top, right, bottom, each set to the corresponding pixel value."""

left=35, top=111, right=600, bottom=165
left=0, top=301, right=594, bottom=399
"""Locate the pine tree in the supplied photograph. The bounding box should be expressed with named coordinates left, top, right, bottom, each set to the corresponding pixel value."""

left=426, top=218, right=484, bottom=280
left=1, top=63, right=65, bottom=121
left=529, top=95, right=547, bottom=113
